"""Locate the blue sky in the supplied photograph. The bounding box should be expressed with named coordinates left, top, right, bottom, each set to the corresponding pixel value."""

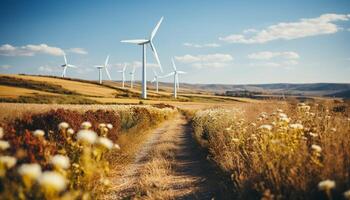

left=0, top=0, right=350, bottom=84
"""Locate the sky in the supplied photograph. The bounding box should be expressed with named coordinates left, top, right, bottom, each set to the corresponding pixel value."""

left=0, top=0, right=350, bottom=84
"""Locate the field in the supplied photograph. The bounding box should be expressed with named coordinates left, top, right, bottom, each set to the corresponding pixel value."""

left=0, top=74, right=349, bottom=200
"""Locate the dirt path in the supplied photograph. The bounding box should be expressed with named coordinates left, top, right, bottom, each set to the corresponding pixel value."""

left=103, top=114, right=229, bottom=199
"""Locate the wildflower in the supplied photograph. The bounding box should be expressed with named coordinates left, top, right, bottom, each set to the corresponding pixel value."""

left=97, top=137, right=114, bottom=150
left=103, top=127, right=109, bottom=133
left=51, top=155, right=70, bottom=169
left=114, top=144, right=121, bottom=150
left=0, top=156, right=17, bottom=168
left=289, top=123, right=304, bottom=130
left=18, top=163, right=42, bottom=180
left=67, top=128, right=74, bottom=135
left=278, top=113, right=288, bottom=119
left=318, top=179, right=335, bottom=191
left=77, top=130, right=97, bottom=144
left=259, top=125, right=273, bottom=131
left=99, top=123, right=106, bottom=129
left=0, top=127, right=3, bottom=139
left=231, top=138, right=239, bottom=143
left=280, top=117, right=290, bottom=123
left=58, top=122, right=69, bottom=130
left=107, top=123, right=113, bottom=130
left=0, top=140, right=10, bottom=150
left=81, top=121, right=92, bottom=130
left=309, top=132, right=318, bottom=138
left=311, top=144, right=322, bottom=153
left=33, top=129, right=45, bottom=137
left=277, top=109, right=283, bottom=113
left=39, top=171, right=67, bottom=192
left=344, top=190, right=350, bottom=199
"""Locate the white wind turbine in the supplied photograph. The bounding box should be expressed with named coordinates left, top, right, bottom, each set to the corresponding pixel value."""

left=120, top=17, right=164, bottom=99
left=61, top=53, right=77, bottom=78
left=163, top=58, right=186, bottom=98
left=129, top=66, right=136, bottom=89
left=94, top=55, right=112, bottom=84
left=117, top=63, right=127, bottom=88
left=151, top=69, right=160, bottom=93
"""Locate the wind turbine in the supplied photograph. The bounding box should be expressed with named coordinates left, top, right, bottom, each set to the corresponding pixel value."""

left=151, top=69, right=160, bottom=93
left=94, top=55, right=112, bottom=84
left=163, top=58, right=186, bottom=98
left=117, top=63, right=127, bottom=88
left=61, top=53, right=77, bottom=78
left=129, top=66, right=136, bottom=89
left=121, top=17, right=164, bottom=99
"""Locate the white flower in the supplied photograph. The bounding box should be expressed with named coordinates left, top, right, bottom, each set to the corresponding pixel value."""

left=289, top=123, right=304, bottom=130
left=97, top=137, right=114, bottom=150
left=114, top=144, right=121, bottom=150
left=309, top=132, right=318, bottom=138
left=33, top=129, right=45, bottom=137
left=344, top=190, right=350, bottom=199
left=58, top=122, right=69, bottom=130
left=259, top=125, right=273, bottom=131
left=0, top=156, right=17, bottom=168
left=0, top=140, right=10, bottom=150
left=0, top=127, right=3, bottom=139
left=51, top=155, right=70, bottom=169
left=311, top=144, right=322, bottom=153
left=106, top=123, right=113, bottom=130
left=278, top=113, right=288, bottom=119
left=18, top=163, right=42, bottom=180
left=81, top=121, right=92, bottom=129
left=277, top=109, right=283, bottom=113
left=330, top=128, right=337, bottom=132
left=280, top=117, right=290, bottom=123
left=67, top=128, right=74, bottom=135
left=39, top=171, right=66, bottom=192
left=77, top=130, right=97, bottom=144
left=318, top=179, right=335, bottom=191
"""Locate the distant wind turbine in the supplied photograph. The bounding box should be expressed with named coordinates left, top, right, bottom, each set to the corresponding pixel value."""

left=121, top=17, right=164, bottom=99
left=118, top=63, right=127, bottom=88
left=94, top=55, right=112, bottom=84
left=61, top=53, right=77, bottom=78
left=129, top=66, right=136, bottom=89
left=151, top=69, right=162, bottom=93
left=163, top=58, right=186, bottom=98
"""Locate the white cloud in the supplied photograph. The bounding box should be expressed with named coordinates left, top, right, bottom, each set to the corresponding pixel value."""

left=0, top=44, right=87, bottom=57
left=67, top=48, right=88, bottom=55
left=175, top=53, right=233, bottom=68
left=249, top=62, right=281, bottom=67
left=0, top=44, right=64, bottom=56
left=219, top=13, right=350, bottom=44
left=247, top=51, right=299, bottom=60
left=183, top=42, right=221, bottom=48
left=0, top=65, right=12, bottom=70
left=243, top=28, right=258, bottom=34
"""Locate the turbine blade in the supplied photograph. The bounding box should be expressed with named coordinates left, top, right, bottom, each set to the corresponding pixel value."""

left=150, top=17, right=164, bottom=40
left=63, top=53, right=67, bottom=65
left=151, top=77, right=156, bottom=83
left=171, top=58, right=177, bottom=71
left=160, top=72, right=174, bottom=78
left=123, top=63, right=127, bottom=71
left=177, top=70, right=187, bottom=74
left=67, top=64, right=77, bottom=68
left=105, top=67, right=112, bottom=80
left=120, top=39, right=148, bottom=44
left=104, top=55, right=110, bottom=67
left=149, top=41, right=162, bottom=72
left=152, top=68, right=157, bottom=76
left=132, top=66, right=136, bottom=73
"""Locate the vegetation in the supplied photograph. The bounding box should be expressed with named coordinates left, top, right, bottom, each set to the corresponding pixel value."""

left=0, top=105, right=176, bottom=199
left=0, top=95, right=99, bottom=104
left=192, top=101, right=350, bottom=199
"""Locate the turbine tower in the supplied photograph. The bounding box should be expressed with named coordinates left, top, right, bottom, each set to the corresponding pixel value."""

left=118, top=63, right=127, bottom=88
left=61, top=53, right=77, bottom=78
left=129, top=66, right=136, bottom=89
left=121, top=17, right=164, bottom=99
left=163, top=58, right=186, bottom=98
left=94, top=55, right=112, bottom=84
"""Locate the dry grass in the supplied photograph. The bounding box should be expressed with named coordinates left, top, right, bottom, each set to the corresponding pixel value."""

left=6, top=74, right=118, bottom=97
left=192, top=100, right=350, bottom=199
left=0, top=85, right=58, bottom=98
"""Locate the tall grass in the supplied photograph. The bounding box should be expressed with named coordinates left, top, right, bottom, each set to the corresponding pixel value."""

left=192, top=101, right=350, bottom=199
left=0, top=105, right=176, bottom=199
